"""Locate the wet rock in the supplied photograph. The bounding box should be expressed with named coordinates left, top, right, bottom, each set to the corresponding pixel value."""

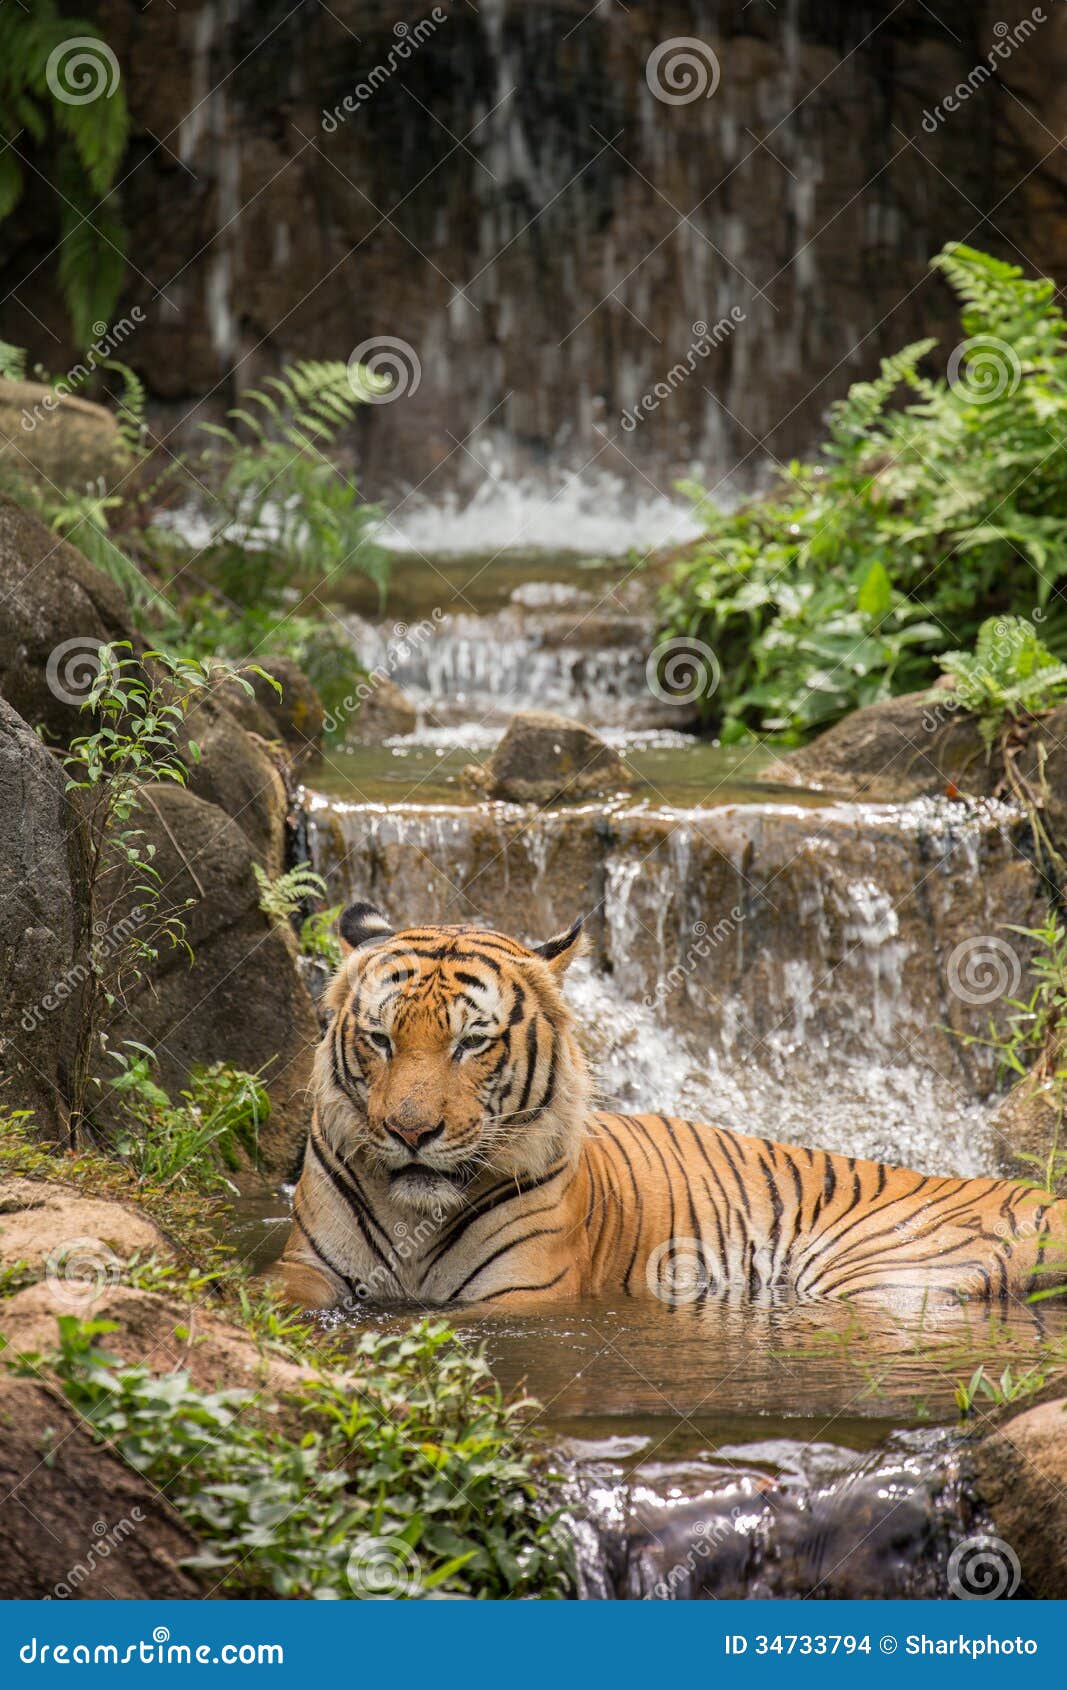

left=571, top=1431, right=980, bottom=1599
left=106, top=785, right=317, bottom=1176
left=461, top=710, right=633, bottom=805
left=762, top=689, right=993, bottom=802
left=0, top=493, right=140, bottom=745
left=0, top=697, right=88, bottom=1140
left=352, top=674, right=417, bottom=743
left=973, top=1397, right=1067, bottom=1599
left=0, top=379, right=129, bottom=493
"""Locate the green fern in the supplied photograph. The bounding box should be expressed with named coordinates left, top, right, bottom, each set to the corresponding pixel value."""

left=253, top=861, right=329, bottom=925
left=662, top=242, right=1067, bottom=740
left=935, top=616, right=1067, bottom=747
left=0, top=3, right=129, bottom=342
left=196, top=359, right=388, bottom=605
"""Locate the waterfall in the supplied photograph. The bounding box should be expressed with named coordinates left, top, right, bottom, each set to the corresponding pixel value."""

left=307, top=790, right=1038, bottom=1178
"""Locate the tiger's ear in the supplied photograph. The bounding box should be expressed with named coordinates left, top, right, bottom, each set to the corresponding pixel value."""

left=338, top=901, right=395, bottom=954
left=533, top=917, right=587, bottom=975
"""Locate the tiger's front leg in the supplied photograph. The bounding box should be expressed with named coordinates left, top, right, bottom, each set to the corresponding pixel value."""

left=268, top=1256, right=348, bottom=1311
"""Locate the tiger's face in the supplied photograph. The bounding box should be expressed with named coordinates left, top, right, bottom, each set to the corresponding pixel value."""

left=314, top=903, right=589, bottom=1215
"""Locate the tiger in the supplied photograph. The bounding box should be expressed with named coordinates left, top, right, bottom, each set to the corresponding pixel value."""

left=272, top=902, right=1067, bottom=1312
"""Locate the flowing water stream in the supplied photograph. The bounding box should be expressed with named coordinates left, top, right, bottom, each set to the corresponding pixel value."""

left=245, top=541, right=1064, bottom=1598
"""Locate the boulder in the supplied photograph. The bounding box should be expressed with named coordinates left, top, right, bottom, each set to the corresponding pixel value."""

left=0, top=1177, right=164, bottom=1280
left=217, top=655, right=326, bottom=764
left=973, top=1397, right=1067, bottom=1599
left=0, top=493, right=140, bottom=744
left=461, top=710, right=633, bottom=805
left=0, top=379, right=129, bottom=494
left=0, top=1371, right=202, bottom=1598
left=0, top=697, right=88, bottom=1139
left=761, top=687, right=1000, bottom=801
left=105, top=785, right=318, bottom=1177
left=352, top=674, right=417, bottom=743
left=182, top=695, right=288, bottom=875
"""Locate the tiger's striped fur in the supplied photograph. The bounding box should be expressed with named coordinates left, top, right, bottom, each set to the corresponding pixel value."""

left=273, top=907, right=1067, bottom=1312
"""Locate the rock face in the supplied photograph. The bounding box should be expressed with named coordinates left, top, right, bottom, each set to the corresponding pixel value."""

left=462, top=710, right=632, bottom=805
left=0, top=494, right=140, bottom=745
left=987, top=1060, right=1067, bottom=1191
left=5, top=4, right=1066, bottom=498
left=973, top=1398, right=1067, bottom=1600
left=0, top=379, right=129, bottom=493
left=218, top=656, right=326, bottom=764
left=0, top=697, right=88, bottom=1139
left=106, top=786, right=318, bottom=1175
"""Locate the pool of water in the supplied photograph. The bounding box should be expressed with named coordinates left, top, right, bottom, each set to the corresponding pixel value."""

left=231, top=1191, right=1067, bottom=1449
left=305, top=733, right=832, bottom=813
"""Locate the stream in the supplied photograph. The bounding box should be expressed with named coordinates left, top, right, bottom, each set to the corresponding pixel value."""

left=244, top=539, right=1064, bottom=1599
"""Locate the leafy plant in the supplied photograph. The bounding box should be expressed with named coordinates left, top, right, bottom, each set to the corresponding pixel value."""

left=193, top=360, right=388, bottom=607
left=253, top=861, right=328, bottom=926
left=300, top=903, right=344, bottom=971
left=22, top=1315, right=573, bottom=1600
left=63, top=642, right=263, bottom=1138
left=953, top=1362, right=1048, bottom=1417
left=934, top=615, right=1067, bottom=747
left=107, top=1052, right=269, bottom=1193
left=661, top=243, right=1067, bottom=741
left=0, top=3, right=129, bottom=342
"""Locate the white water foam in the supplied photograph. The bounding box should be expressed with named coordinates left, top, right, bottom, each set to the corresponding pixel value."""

left=376, top=471, right=705, bottom=557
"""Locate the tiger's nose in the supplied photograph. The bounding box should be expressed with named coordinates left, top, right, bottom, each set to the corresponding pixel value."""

left=384, top=1117, right=445, bottom=1152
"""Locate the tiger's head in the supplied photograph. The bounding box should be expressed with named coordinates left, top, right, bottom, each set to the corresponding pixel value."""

left=312, top=902, right=591, bottom=1215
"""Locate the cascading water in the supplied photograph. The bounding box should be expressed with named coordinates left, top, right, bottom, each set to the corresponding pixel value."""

left=296, top=544, right=1054, bottom=1600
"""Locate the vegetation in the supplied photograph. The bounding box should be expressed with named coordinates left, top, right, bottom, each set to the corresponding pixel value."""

left=107, top=1054, right=269, bottom=1194
left=933, top=615, right=1067, bottom=749
left=8, top=1312, right=572, bottom=1600
left=661, top=243, right=1067, bottom=742
left=0, top=3, right=129, bottom=341
left=253, top=861, right=329, bottom=927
